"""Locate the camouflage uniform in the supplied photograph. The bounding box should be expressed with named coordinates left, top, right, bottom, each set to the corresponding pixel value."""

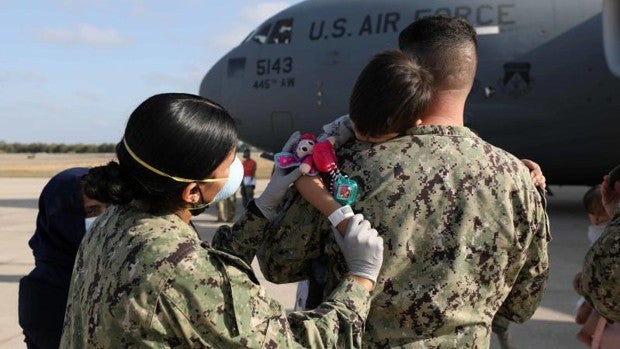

left=256, top=126, right=550, bottom=348
left=580, top=212, right=620, bottom=322
left=60, top=204, right=370, bottom=348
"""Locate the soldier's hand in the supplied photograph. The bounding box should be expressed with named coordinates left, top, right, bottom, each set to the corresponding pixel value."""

left=521, top=159, right=546, bottom=190
left=601, top=175, right=620, bottom=217
left=333, top=214, right=383, bottom=285
left=255, top=132, right=302, bottom=219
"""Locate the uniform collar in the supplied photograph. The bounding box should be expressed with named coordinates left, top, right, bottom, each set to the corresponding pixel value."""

left=404, top=125, right=479, bottom=138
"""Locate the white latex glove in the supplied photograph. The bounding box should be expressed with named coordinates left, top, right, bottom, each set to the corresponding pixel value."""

left=317, top=114, right=354, bottom=148
left=333, top=214, right=384, bottom=283
left=255, top=131, right=302, bottom=219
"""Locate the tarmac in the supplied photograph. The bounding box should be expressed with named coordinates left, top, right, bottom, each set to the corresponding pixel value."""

left=0, top=178, right=592, bottom=348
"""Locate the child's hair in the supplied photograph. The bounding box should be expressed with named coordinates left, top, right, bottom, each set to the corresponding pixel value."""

left=583, top=185, right=605, bottom=215
left=349, top=50, right=433, bottom=138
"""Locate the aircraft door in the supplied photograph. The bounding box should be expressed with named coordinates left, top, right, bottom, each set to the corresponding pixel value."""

left=604, top=0, right=620, bottom=76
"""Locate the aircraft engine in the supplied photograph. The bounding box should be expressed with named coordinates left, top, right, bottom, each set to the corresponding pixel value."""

left=604, top=0, right=620, bottom=77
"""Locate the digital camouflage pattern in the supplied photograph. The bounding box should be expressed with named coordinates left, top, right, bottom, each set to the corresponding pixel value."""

left=580, top=212, right=620, bottom=322
left=257, top=126, right=550, bottom=348
left=61, top=204, right=371, bottom=348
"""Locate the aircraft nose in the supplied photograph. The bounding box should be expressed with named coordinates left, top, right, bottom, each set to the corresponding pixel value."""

left=199, top=58, right=224, bottom=102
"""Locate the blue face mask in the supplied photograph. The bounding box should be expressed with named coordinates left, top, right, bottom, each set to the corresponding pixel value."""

left=190, top=157, right=243, bottom=215
left=209, top=156, right=243, bottom=205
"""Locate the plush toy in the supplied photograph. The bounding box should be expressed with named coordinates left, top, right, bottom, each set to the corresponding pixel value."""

left=274, top=133, right=358, bottom=205
left=274, top=133, right=321, bottom=175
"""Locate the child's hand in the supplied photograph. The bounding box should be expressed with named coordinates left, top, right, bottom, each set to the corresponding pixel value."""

left=318, top=114, right=354, bottom=148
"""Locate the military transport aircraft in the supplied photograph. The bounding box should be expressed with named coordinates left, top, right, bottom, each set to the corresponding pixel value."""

left=200, top=0, right=620, bottom=185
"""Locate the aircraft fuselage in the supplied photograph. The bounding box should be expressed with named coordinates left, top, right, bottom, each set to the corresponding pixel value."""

left=201, top=0, right=620, bottom=185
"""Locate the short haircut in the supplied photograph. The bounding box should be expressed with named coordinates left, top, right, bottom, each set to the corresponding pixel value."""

left=583, top=185, right=605, bottom=215
left=349, top=50, right=433, bottom=138
left=398, top=16, right=478, bottom=90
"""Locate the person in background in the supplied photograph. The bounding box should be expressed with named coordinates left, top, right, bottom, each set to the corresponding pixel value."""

left=60, top=93, right=384, bottom=348
left=574, top=182, right=620, bottom=348
left=241, top=148, right=257, bottom=207
left=18, top=167, right=109, bottom=349
left=575, top=185, right=610, bottom=324
left=215, top=189, right=236, bottom=222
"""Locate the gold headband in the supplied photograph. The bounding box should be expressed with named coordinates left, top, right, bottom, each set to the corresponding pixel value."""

left=122, top=138, right=227, bottom=183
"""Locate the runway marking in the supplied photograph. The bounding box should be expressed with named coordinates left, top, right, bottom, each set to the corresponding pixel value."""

left=531, top=306, right=575, bottom=323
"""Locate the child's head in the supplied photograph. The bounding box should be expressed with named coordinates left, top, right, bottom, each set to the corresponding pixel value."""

left=583, top=184, right=610, bottom=225
left=349, top=50, right=433, bottom=142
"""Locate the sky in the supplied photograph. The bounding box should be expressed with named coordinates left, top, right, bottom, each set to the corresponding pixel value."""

left=0, top=0, right=303, bottom=143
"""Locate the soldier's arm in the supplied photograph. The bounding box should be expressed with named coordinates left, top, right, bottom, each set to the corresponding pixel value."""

left=496, top=188, right=551, bottom=323
left=211, top=201, right=272, bottom=265
left=256, top=187, right=329, bottom=283
left=157, top=251, right=371, bottom=348
left=285, top=276, right=371, bottom=348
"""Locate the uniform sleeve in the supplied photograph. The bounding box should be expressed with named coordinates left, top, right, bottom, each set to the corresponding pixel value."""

left=212, top=204, right=271, bottom=265
left=496, top=188, right=551, bottom=323
left=155, top=250, right=371, bottom=348
left=579, top=216, right=620, bottom=322
left=256, top=189, right=330, bottom=283
left=285, top=277, right=370, bottom=348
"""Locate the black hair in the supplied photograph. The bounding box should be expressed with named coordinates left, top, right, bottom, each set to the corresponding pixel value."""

left=349, top=50, right=433, bottom=138
left=82, top=163, right=131, bottom=204
left=398, top=16, right=478, bottom=90
left=85, top=93, right=238, bottom=212
left=583, top=185, right=605, bottom=215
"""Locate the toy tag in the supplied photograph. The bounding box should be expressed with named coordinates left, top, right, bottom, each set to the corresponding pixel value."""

left=332, top=175, right=358, bottom=205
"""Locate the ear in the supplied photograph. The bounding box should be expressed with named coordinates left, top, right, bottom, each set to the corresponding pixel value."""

left=181, top=183, right=201, bottom=205
left=414, top=118, right=423, bottom=127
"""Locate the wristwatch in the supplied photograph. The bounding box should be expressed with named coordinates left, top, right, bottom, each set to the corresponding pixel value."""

left=328, top=205, right=354, bottom=227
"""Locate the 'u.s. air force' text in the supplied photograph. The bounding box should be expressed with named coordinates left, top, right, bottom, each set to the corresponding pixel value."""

left=252, top=4, right=517, bottom=88
left=308, top=4, right=516, bottom=41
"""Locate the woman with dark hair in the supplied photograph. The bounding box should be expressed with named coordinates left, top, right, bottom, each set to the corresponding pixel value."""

left=18, top=167, right=108, bottom=349
left=60, top=93, right=383, bottom=348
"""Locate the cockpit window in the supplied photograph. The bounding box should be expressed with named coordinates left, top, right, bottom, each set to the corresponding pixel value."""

left=241, top=31, right=254, bottom=44
left=248, top=18, right=293, bottom=45
left=252, top=23, right=272, bottom=44
left=267, top=18, right=293, bottom=44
